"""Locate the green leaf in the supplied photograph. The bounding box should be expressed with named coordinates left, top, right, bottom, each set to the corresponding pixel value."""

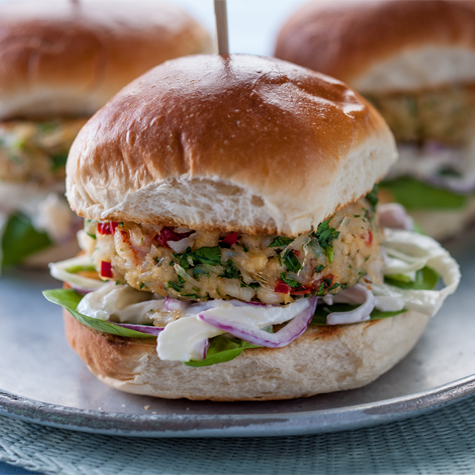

left=280, top=272, right=301, bottom=288
left=282, top=250, right=302, bottom=272
left=365, top=184, right=379, bottom=212
left=311, top=303, right=406, bottom=325
left=51, top=153, right=68, bottom=172
left=189, top=246, right=221, bottom=266
left=43, top=289, right=155, bottom=338
left=240, top=279, right=260, bottom=289
left=269, top=236, right=293, bottom=247
left=314, top=219, right=340, bottom=263
left=1, top=212, right=53, bottom=267
left=167, top=281, right=183, bottom=292
left=184, top=335, right=260, bottom=367
left=220, top=259, right=241, bottom=279
left=192, top=265, right=210, bottom=279
left=385, top=266, right=439, bottom=290
left=380, top=177, right=467, bottom=210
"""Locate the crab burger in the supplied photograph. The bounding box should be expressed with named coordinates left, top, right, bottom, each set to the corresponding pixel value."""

left=0, top=0, right=211, bottom=267
left=275, top=0, right=475, bottom=240
left=45, top=55, right=460, bottom=401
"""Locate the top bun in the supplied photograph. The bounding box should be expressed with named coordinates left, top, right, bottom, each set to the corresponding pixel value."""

left=275, top=0, right=475, bottom=94
left=66, top=54, right=396, bottom=236
left=0, top=0, right=212, bottom=119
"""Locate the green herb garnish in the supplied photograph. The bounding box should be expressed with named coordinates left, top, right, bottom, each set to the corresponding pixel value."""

left=269, top=236, right=293, bottom=248
left=220, top=260, right=241, bottom=279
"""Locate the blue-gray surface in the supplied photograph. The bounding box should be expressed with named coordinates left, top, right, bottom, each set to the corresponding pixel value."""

left=1, top=395, right=475, bottom=474
left=0, top=463, right=36, bottom=474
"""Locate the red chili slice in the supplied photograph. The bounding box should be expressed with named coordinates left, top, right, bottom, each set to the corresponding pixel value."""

left=274, top=280, right=291, bottom=294
left=101, top=261, right=113, bottom=278
left=156, top=227, right=185, bottom=248
left=293, top=250, right=300, bottom=257
left=97, top=222, right=119, bottom=235
left=366, top=230, right=373, bottom=246
left=221, top=232, right=239, bottom=246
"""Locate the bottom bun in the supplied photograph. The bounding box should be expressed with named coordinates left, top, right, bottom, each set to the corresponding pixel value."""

left=409, top=198, right=475, bottom=241
left=64, top=308, right=430, bottom=401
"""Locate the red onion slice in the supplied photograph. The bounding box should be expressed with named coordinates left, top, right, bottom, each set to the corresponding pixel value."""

left=322, top=284, right=375, bottom=325
left=112, top=322, right=164, bottom=336
left=378, top=203, right=414, bottom=231
left=199, top=297, right=317, bottom=348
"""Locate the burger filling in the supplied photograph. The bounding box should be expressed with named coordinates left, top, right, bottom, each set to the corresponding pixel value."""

left=366, top=85, right=475, bottom=214
left=0, top=118, right=86, bottom=267
left=46, top=194, right=460, bottom=365
left=80, top=194, right=382, bottom=305
left=0, top=118, right=87, bottom=186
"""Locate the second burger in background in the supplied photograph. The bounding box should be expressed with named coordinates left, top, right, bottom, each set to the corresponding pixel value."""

left=0, top=0, right=211, bottom=267
left=275, top=0, right=475, bottom=239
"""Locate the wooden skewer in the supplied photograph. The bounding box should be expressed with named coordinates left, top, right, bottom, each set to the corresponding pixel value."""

left=214, top=0, right=229, bottom=55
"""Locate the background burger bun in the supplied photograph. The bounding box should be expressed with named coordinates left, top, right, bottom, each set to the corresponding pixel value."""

left=64, top=310, right=429, bottom=401
left=275, top=0, right=475, bottom=93
left=67, top=54, right=397, bottom=236
left=0, top=0, right=212, bottom=119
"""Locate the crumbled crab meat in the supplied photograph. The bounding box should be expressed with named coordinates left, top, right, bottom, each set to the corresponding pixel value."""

left=87, top=197, right=383, bottom=305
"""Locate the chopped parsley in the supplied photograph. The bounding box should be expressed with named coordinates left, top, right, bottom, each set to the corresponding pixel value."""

left=327, top=282, right=340, bottom=292
left=242, top=244, right=249, bottom=253
left=282, top=250, right=302, bottom=272
left=189, top=246, right=221, bottom=266
left=167, top=281, right=183, bottom=292
left=139, top=282, right=146, bottom=289
left=269, top=236, right=293, bottom=248
left=220, top=260, right=241, bottom=279
left=280, top=273, right=301, bottom=288
left=192, top=266, right=210, bottom=279
left=314, top=219, right=340, bottom=263
left=315, top=265, right=326, bottom=273
left=240, top=280, right=260, bottom=289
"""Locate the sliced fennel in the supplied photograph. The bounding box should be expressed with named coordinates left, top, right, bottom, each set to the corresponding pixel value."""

left=43, top=289, right=156, bottom=339
left=373, top=229, right=460, bottom=317
left=49, top=255, right=105, bottom=291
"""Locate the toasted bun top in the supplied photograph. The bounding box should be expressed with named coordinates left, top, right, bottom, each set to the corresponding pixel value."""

left=275, top=0, right=475, bottom=94
left=67, top=54, right=396, bottom=236
left=0, top=0, right=212, bottom=119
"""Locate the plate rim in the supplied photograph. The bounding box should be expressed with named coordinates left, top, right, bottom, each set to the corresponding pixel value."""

left=1, top=373, right=475, bottom=438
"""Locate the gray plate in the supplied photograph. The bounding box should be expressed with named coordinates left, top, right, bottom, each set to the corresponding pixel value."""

left=0, top=230, right=474, bottom=438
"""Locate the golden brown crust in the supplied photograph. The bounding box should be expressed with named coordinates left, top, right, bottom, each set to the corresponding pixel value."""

left=64, top=307, right=429, bottom=401
left=67, top=54, right=396, bottom=236
left=0, top=0, right=212, bottom=119
left=275, top=0, right=475, bottom=91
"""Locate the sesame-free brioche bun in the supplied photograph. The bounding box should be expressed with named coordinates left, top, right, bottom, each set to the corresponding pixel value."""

left=66, top=54, right=396, bottom=236
left=63, top=309, right=429, bottom=401
left=0, top=0, right=212, bottom=119
left=275, top=0, right=475, bottom=94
